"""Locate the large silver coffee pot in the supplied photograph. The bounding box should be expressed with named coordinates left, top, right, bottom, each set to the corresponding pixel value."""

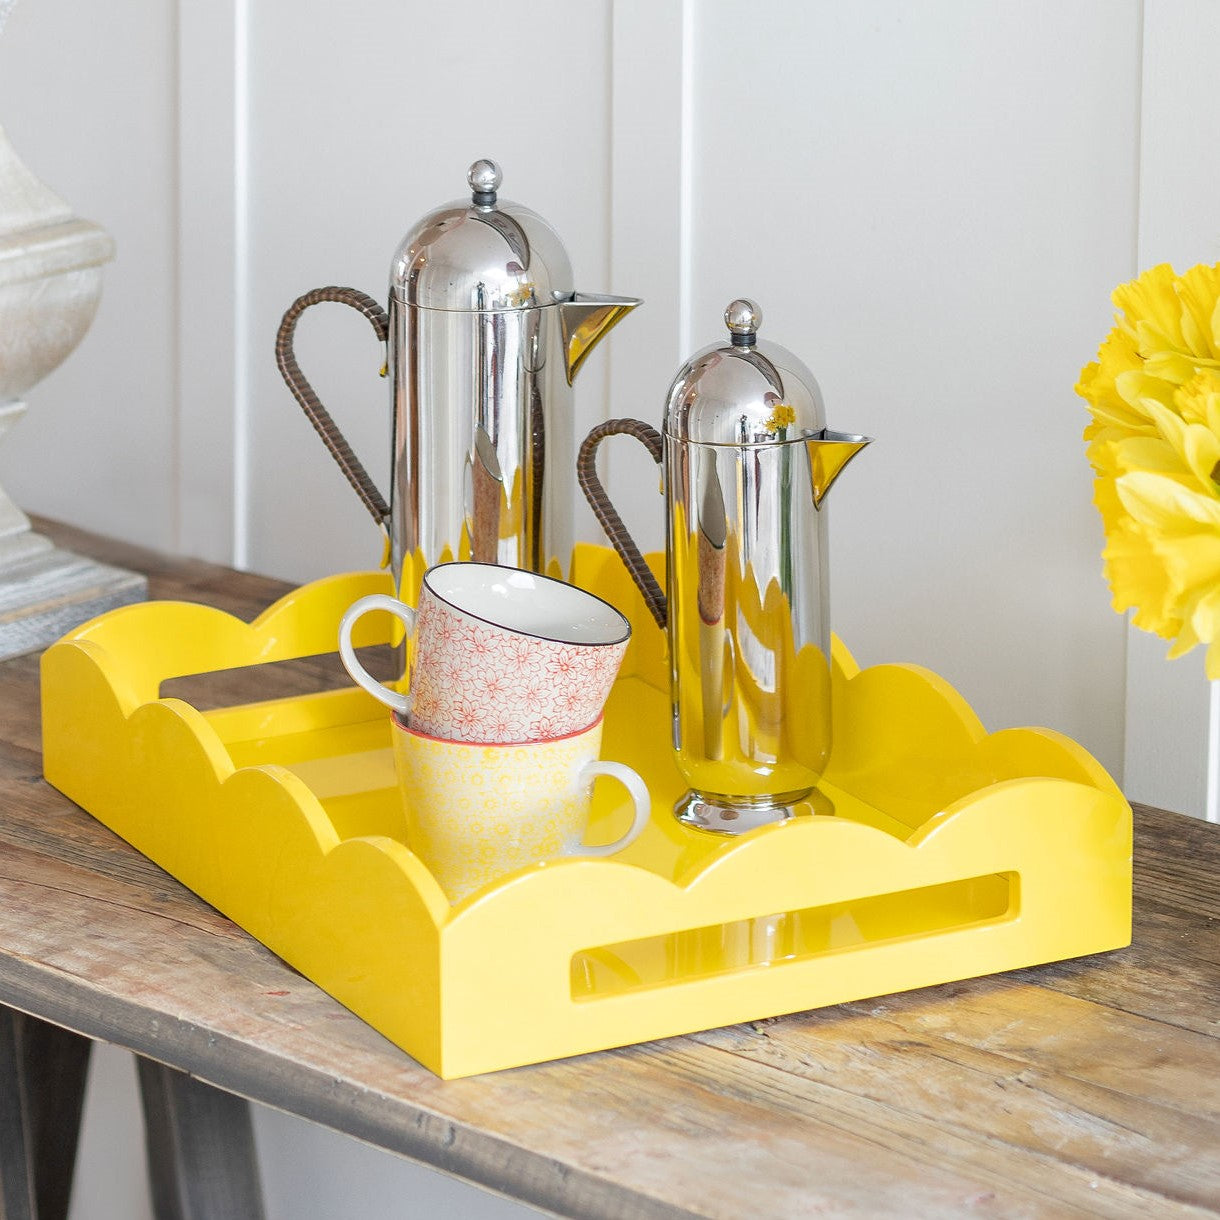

left=277, top=159, right=639, bottom=583
left=579, top=300, right=871, bottom=833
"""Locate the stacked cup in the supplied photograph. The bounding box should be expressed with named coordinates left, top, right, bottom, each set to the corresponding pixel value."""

left=339, top=562, right=650, bottom=902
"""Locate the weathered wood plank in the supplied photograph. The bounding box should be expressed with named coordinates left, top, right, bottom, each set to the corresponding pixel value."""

left=1013, top=898, right=1220, bottom=1039
left=1131, top=806, right=1220, bottom=920
left=692, top=979, right=1220, bottom=1214
left=1006, top=803, right=1220, bottom=1040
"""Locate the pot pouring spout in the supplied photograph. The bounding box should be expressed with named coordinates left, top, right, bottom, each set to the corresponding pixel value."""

left=805, top=431, right=872, bottom=507
left=557, top=293, right=642, bottom=384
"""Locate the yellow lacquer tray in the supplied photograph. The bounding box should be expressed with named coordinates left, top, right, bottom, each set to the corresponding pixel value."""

left=40, top=546, right=1132, bottom=1079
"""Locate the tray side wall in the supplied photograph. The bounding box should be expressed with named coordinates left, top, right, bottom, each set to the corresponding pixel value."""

left=433, top=779, right=1131, bottom=1077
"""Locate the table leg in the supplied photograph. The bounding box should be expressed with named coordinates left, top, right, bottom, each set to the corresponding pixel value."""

left=0, top=1009, right=35, bottom=1220
left=0, top=1008, right=91, bottom=1220
left=19, top=1017, right=90, bottom=1220
left=136, top=1058, right=265, bottom=1220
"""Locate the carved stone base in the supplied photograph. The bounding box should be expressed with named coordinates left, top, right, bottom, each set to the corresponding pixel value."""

left=0, top=538, right=146, bottom=661
left=0, top=400, right=35, bottom=549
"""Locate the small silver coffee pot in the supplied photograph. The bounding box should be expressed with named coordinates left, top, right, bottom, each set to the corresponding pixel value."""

left=579, top=299, right=871, bottom=833
left=277, top=159, right=640, bottom=583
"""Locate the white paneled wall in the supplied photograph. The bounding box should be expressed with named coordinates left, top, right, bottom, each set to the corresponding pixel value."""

left=684, top=0, right=1136, bottom=778
left=1, top=2, right=1217, bottom=1217
left=3, top=0, right=1145, bottom=766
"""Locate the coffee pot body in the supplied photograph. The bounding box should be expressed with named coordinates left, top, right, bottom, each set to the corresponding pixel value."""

left=580, top=300, right=871, bottom=833
left=277, top=160, right=639, bottom=584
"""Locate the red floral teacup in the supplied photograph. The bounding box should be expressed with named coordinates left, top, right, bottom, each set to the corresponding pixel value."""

left=338, top=561, right=631, bottom=743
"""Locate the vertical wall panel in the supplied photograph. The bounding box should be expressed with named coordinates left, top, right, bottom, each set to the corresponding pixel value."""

left=601, top=0, right=687, bottom=555
left=177, top=0, right=242, bottom=563
left=1122, top=0, right=1220, bottom=820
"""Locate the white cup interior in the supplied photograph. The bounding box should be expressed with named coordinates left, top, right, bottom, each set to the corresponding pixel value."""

left=425, top=563, right=629, bottom=646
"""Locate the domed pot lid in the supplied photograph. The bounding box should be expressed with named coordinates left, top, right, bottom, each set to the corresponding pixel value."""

left=389, top=159, right=574, bottom=312
left=663, top=299, right=827, bottom=445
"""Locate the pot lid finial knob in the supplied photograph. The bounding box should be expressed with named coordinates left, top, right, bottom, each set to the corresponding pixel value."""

left=468, top=158, right=502, bottom=206
left=725, top=298, right=761, bottom=347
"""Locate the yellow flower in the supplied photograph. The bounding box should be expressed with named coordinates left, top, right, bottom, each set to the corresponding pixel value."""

left=1077, top=263, right=1220, bottom=677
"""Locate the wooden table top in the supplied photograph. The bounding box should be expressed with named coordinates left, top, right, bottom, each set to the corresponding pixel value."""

left=1, top=520, right=1218, bottom=1219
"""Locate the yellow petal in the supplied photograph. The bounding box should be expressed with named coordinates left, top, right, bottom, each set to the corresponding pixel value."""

left=1177, top=263, right=1220, bottom=359
left=1166, top=617, right=1201, bottom=658
left=1109, top=435, right=1184, bottom=477
left=1143, top=397, right=1189, bottom=446
left=1117, top=471, right=1220, bottom=533
left=1086, top=397, right=1157, bottom=435
left=1142, top=350, right=1205, bottom=384
left=1153, top=532, right=1220, bottom=599
left=1112, top=473, right=1220, bottom=636
left=1175, top=368, right=1220, bottom=427
left=1076, top=329, right=1142, bottom=402
left=1101, top=517, right=1181, bottom=635
left=1205, top=638, right=1220, bottom=680
left=1113, top=264, right=1184, bottom=350
left=1115, top=369, right=1175, bottom=412
left=1183, top=423, right=1220, bottom=487
left=1092, top=472, right=1124, bottom=525
left=1186, top=585, right=1220, bottom=648
left=1136, top=397, right=1220, bottom=488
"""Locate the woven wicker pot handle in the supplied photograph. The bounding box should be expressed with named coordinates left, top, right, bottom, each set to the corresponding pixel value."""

left=275, top=286, right=391, bottom=527
left=577, top=419, right=667, bottom=629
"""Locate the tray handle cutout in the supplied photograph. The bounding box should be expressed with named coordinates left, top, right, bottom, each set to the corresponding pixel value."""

left=160, top=648, right=401, bottom=713
left=571, top=872, right=1019, bottom=1001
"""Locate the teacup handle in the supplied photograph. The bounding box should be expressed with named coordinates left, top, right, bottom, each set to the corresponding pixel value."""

left=338, top=594, right=416, bottom=715
left=567, top=761, right=651, bottom=857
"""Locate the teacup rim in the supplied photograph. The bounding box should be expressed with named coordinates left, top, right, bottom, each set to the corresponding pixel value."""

left=423, top=561, right=632, bottom=648
left=392, top=710, right=605, bottom=749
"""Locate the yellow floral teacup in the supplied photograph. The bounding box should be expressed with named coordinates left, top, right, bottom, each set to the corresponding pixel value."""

left=392, top=716, right=650, bottom=902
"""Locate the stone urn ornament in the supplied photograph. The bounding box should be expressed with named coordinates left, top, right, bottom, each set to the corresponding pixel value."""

left=0, top=1, right=146, bottom=657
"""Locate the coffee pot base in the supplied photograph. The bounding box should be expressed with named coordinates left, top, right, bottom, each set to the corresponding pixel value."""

left=674, top=789, right=823, bottom=835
